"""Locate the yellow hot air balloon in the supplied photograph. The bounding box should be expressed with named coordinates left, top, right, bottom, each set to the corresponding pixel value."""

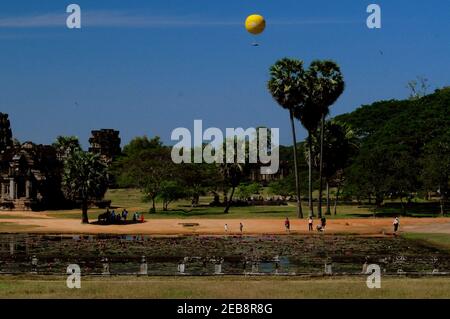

left=245, top=14, right=266, bottom=35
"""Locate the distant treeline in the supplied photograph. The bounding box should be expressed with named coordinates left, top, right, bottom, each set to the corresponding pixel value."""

left=111, top=87, right=450, bottom=214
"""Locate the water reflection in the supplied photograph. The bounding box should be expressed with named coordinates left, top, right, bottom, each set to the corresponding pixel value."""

left=0, top=233, right=449, bottom=276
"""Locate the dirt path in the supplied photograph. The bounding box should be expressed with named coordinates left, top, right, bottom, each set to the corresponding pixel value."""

left=1, top=216, right=450, bottom=235
left=402, top=221, right=450, bottom=234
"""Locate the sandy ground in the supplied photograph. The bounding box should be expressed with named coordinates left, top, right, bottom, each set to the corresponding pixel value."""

left=0, top=211, right=52, bottom=219
left=1, top=213, right=450, bottom=235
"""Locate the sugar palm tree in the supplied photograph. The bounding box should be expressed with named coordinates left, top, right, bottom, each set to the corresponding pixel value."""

left=295, top=100, right=322, bottom=217
left=268, top=58, right=307, bottom=218
left=307, top=60, right=345, bottom=218
left=52, top=135, right=81, bottom=161
left=62, top=150, right=108, bottom=224
left=311, top=120, right=359, bottom=215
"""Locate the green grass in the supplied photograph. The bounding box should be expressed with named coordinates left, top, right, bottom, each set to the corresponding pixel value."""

left=0, top=222, right=41, bottom=232
left=35, top=188, right=445, bottom=220
left=105, top=188, right=374, bottom=219
left=0, top=275, right=449, bottom=298
left=0, top=214, right=44, bottom=219
left=402, top=233, right=450, bottom=252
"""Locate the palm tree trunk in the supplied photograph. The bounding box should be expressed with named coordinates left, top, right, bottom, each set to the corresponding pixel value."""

left=307, top=132, right=314, bottom=217
left=400, top=196, right=405, bottom=214
left=439, top=183, right=445, bottom=216
left=289, top=109, right=303, bottom=218
left=152, top=197, right=156, bottom=213
left=81, top=198, right=89, bottom=224
left=318, top=114, right=325, bottom=218
left=326, top=181, right=331, bottom=215
left=333, top=185, right=340, bottom=215
left=224, top=186, right=236, bottom=214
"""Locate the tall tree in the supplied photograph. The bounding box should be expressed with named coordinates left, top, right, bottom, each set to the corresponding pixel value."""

left=158, top=180, right=187, bottom=211
left=179, top=162, right=221, bottom=207
left=113, top=136, right=175, bottom=212
left=307, top=60, right=345, bottom=218
left=406, top=76, right=430, bottom=100
left=311, top=121, right=359, bottom=215
left=62, top=151, right=108, bottom=224
left=268, top=58, right=307, bottom=218
left=421, top=133, right=450, bottom=216
left=296, top=102, right=322, bottom=217
left=221, top=162, right=245, bottom=214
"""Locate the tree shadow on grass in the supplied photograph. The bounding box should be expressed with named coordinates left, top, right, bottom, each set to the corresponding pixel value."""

left=90, top=220, right=147, bottom=226
left=347, top=208, right=444, bottom=218
left=151, top=209, right=229, bottom=217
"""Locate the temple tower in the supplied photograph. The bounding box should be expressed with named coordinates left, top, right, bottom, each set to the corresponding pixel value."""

left=0, top=113, right=13, bottom=153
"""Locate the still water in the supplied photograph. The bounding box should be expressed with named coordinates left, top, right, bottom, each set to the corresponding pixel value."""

left=0, top=234, right=449, bottom=275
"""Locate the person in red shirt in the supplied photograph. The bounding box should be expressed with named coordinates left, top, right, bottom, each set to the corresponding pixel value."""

left=284, top=217, right=290, bottom=233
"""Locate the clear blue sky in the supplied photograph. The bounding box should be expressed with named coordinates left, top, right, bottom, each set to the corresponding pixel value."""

left=0, top=0, right=448, bottom=148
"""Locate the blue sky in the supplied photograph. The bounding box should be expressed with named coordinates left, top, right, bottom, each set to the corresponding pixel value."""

left=0, top=0, right=448, bottom=148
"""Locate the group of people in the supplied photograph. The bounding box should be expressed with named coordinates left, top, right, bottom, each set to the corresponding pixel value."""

left=284, top=216, right=327, bottom=233
left=222, top=218, right=330, bottom=234
left=98, top=208, right=145, bottom=224
left=224, top=222, right=245, bottom=233
left=280, top=216, right=399, bottom=234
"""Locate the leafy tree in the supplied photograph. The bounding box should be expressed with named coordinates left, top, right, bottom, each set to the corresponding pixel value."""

left=235, top=183, right=262, bottom=200
left=62, top=151, right=108, bottom=223
left=334, top=99, right=411, bottom=140
left=334, top=87, right=450, bottom=210
left=421, top=133, right=450, bottom=215
left=310, top=121, right=359, bottom=214
left=179, top=162, right=221, bottom=206
left=122, top=136, right=163, bottom=158
left=342, top=87, right=449, bottom=204
left=158, top=180, right=188, bottom=211
left=114, top=136, right=175, bottom=212
left=268, top=175, right=296, bottom=197
left=268, top=58, right=307, bottom=218
left=221, top=162, right=245, bottom=214
left=347, top=142, right=417, bottom=209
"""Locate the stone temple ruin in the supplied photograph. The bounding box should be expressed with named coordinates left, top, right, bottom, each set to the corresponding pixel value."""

left=0, top=112, right=120, bottom=211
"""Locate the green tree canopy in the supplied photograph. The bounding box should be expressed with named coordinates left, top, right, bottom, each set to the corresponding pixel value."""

left=62, top=150, right=108, bottom=223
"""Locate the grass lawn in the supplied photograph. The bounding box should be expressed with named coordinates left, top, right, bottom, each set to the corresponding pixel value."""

left=0, top=214, right=46, bottom=219
left=402, top=233, right=450, bottom=252
left=0, top=275, right=449, bottom=298
left=0, top=222, right=41, bottom=232
left=23, top=188, right=446, bottom=220
left=40, top=188, right=377, bottom=220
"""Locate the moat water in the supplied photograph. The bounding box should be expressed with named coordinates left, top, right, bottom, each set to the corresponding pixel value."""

left=0, top=234, right=449, bottom=275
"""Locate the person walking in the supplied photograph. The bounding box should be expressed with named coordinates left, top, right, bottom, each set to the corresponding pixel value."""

left=224, top=223, right=229, bottom=233
left=239, top=222, right=244, bottom=233
left=285, top=217, right=290, bottom=233
left=321, top=217, right=327, bottom=230
left=393, top=216, right=400, bottom=233
left=308, top=216, right=313, bottom=231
